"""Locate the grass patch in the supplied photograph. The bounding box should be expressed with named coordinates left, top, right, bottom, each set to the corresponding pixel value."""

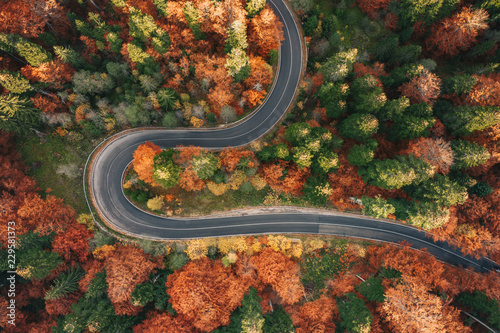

left=16, top=132, right=98, bottom=214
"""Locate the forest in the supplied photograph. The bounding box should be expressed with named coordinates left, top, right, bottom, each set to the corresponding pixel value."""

left=1, top=0, right=500, bottom=332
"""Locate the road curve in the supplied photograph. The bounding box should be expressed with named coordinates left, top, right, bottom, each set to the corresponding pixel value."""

left=88, top=0, right=495, bottom=273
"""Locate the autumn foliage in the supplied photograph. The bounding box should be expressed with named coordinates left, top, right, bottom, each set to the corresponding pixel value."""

left=132, top=142, right=162, bottom=185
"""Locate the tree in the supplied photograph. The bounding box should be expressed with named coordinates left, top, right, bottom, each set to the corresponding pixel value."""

left=157, top=88, right=179, bottom=111
left=410, top=137, right=454, bottom=174
left=442, top=105, right=500, bottom=137
left=294, top=296, right=337, bottom=332
left=338, top=113, right=379, bottom=141
left=391, top=0, right=459, bottom=26
left=399, top=69, right=441, bottom=105
left=359, top=154, right=435, bottom=189
left=381, top=276, right=471, bottom=332
left=105, top=245, right=159, bottom=305
left=52, top=224, right=93, bottom=262
left=406, top=174, right=469, bottom=207
left=133, top=142, right=162, bottom=185
left=191, top=151, right=220, bottom=180
left=338, top=293, right=372, bottom=333
left=456, top=290, right=500, bottom=331
left=316, top=81, right=349, bottom=118
left=303, top=177, right=333, bottom=205
left=147, top=196, right=164, bottom=211
left=347, top=140, right=378, bottom=167
left=45, top=266, right=85, bottom=300
left=251, top=248, right=304, bottom=305
left=442, top=74, right=477, bottom=95
left=405, top=200, right=450, bottom=230
left=0, top=70, right=31, bottom=94
left=260, top=161, right=310, bottom=195
left=0, top=94, right=39, bottom=133
left=132, top=312, right=196, bottom=332
left=285, top=122, right=311, bottom=146
left=361, top=195, right=395, bottom=219
left=166, top=257, right=248, bottom=332
left=153, top=149, right=181, bottom=189
left=220, top=105, right=237, bottom=123
left=349, top=75, right=387, bottom=114
left=427, top=7, right=489, bottom=57
left=356, top=277, right=385, bottom=302
left=451, top=139, right=491, bottom=169
left=263, top=305, right=294, bottom=333
left=320, top=48, right=357, bottom=82
left=247, top=7, right=284, bottom=58
left=153, top=0, right=169, bottom=17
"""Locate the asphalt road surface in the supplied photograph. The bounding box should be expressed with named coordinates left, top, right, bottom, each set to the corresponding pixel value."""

left=88, top=0, right=497, bottom=273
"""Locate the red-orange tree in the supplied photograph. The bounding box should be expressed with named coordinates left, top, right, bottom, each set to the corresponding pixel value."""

left=427, top=7, right=489, bottom=57
left=132, top=142, right=162, bottom=185
left=166, top=257, right=248, bottom=332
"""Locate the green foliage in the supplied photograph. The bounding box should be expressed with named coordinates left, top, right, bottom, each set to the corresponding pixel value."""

left=191, top=152, right=220, bottom=179
left=130, top=282, right=155, bottom=307
left=45, top=266, right=85, bottom=300
left=215, top=287, right=264, bottom=333
left=106, top=62, right=129, bottom=81
left=360, top=154, right=435, bottom=189
left=4, top=34, right=52, bottom=66
left=303, top=177, right=332, bottom=205
left=338, top=293, right=372, bottom=333
left=153, top=149, right=181, bottom=189
left=226, top=48, right=250, bottom=79
left=153, top=0, right=169, bottom=17
left=0, top=94, right=40, bottom=133
left=55, top=269, right=138, bottom=333
left=451, top=140, right=491, bottom=169
left=442, top=105, right=500, bottom=136
left=405, top=174, right=469, bottom=207
left=124, top=104, right=151, bottom=127
left=168, top=251, right=189, bottom=270
left=89, top=231, right=116, bottom=252
left=269, top=49, right=279, bottom=66
left=127, top=42, right=152, bottom=64
left=303, top=15, right=319, bottom=37
left=139, top=74, right=162, bottom=94
left=17, top=247, right=62, bottom=280
left=316, top=81, right=349, bottom=118
left=469, top=181, right=493, bottom=197
left=54, top=45, right=85, bottom=68
left=314, top=150, right=339, bottom=174
left=389, top=44, right=422, bottom=66
left=301, top=245, right=349, bottom=294
left=390, top=0, right=459, bottom=26
left=226, top=20, right=248, bottom=52
left=151, top=29, right=171, bottom=53
left=0, top=71, right=31, bottom=94
left=378, top=97, right=410, bottom=120
left=128, top=7, right=158, bottom=42
left=348, top=75, right=387, bottom=114
left=356, top=277, right=385, bottom=302
left=347, top=140, right=378, bottom=167
left=338, top=113, right=379, bottom=141
left=184, top=1, right=204, bottom=39
left=72, top=70, right=115, bottom=95
left=382, top=63, right=425, bottom=88
left=292, top=146, right=314, bottom=169
left=162, top=112, right=178, bottom=127
left=457, top=290, right=500, bottom=330
left=361, top=195, right=395, bottom=219
left=105, top=32, right=123, bottom=53
left=246, top=0, right=266, bottom=17
left=404, top=200, right=450, bottom=230
left=387, top=116, right=435, bottom=141
left=263, top=305, right=294, bottom=333
left=285, top=122, right=311, bottom=146
left=110, top=0, right=127, bottom=7
left=240, top=181, right=254, bottom=193
left=157, top=88, right=179, bottom=111
left=371, top=36, right=399, bottom=63
left=442, top=74, right=478, bottom=95
left=320, top=48, right=357, bottom=82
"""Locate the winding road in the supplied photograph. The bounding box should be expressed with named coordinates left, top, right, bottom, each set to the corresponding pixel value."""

left=87, top=0, right=499, bottom=273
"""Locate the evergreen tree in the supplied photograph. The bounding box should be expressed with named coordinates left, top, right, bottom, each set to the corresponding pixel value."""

left=443, top=105, right=500, bottom=136
left=451, top=140, right=491, bottom=169
left=320, top=48, right=357, bottom=82
left=338, top=113, right=379, bottom=141
left=361, top=195, right=395, bottom=219
left=45, top=266, right=85, bottom=300
left=263, top=305, right=294, bottom=333
left=359, top=154, right=434, bottom=189
left=348, top=140, right=378, bottom=167
left=153, top=149, right=182, bottom=189
left=0, top=70, right=31, bottom=94
left=338, top=293, right=372, bottom=333
left=0, top=94, right=40, bottom=133
left=406, top=174, right=469, bottom=207
left=356, top=277, right=385, bottom=302
left=316, top=81, right=349, bottom=118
